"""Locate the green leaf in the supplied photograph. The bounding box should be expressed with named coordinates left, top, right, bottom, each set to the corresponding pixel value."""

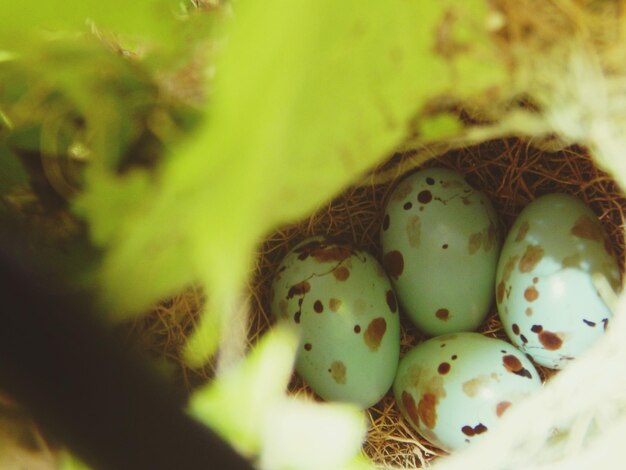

left=189, top=325, right=368, bottom=469
left=0, top=0, right=182, bottom=48
left=77, top=0, right=506, bottom=364
left=189, top=325, right=299, bottom=456
left=0, top=145, right=29, bottom=207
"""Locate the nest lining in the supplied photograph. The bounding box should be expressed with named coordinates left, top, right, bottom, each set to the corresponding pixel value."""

left=128, top=137, right=626, bottom=468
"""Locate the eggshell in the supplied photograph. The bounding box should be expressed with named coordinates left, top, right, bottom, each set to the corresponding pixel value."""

left=270, top=237, right=400, bottom=408
left=381, top=168, right=501, bottom=335
left=496, top=193, right=621, bottom=369
left=394, top=332, right=541, bottom=452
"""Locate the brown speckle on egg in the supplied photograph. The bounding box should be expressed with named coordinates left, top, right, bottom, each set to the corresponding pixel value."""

left=531, top=324, right=543, bottom=333
left=294, top=310, right=301, bottom=324
left=287, top=281, right=311, bottom=299
left=406, top=215, right=421, bottom=248
left=519, top=245, right=544, bottom=273
left=353, top=325, right=361, bottom=333
left=462, top=375, right=490, bottom=397
left=304, top=343, right=312, bottom=351
left=437, top=362, right=451, bottom=375
left=502, top=355, right=533, bottom=379
left=583, top=319, right=596, bottom=327
left=386, top=290, right=397, bottom=313
left=329, top=298, right=342, bottom=312
left=403, top=202, right=413, bottom=210
left=512, top=323, right=520, bottom=335
left=330, top=361, right=346, bottom=384
left=496, top=401, right=512, bottom=417
left=417, top=190, right=433, bottom=204
left=313, top=300, right=323, bottom=313
left=502, top=256, right=520, bottom=282
left=571, top=215, right=604, bottom=242
left=515, top=221, right=530, bottom=242
left=418, top=393, right=438, bottom=429
left=525, top=308, right=533, bottom=316
left=497, top=281, right=505, bottom=304
left=383, top=251, right=404, bottom=280
left=538, top=331, right=563, bottom=350
left=468, top=232, right=483, bottom=255
left=442, top=243, right=449, bottom=249
left=426, top=177, right=435, bottom=185
left=435, top=308, right=450, bottom=321
left=401, top=391, right=420, bottom=427
left=524, top=285, right=539, bottom=302
left=333, top=266, right=350, bottom=281
left=364, top=318, right=387, bottom=351
left=462, top=423, right=488, bottom=436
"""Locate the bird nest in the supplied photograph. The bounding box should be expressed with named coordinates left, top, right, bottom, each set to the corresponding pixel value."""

left=128, top=137, right=626, bottom=468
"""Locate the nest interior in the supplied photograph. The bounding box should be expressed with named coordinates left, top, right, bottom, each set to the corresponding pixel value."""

left=128, top=137, right=626, bottom=469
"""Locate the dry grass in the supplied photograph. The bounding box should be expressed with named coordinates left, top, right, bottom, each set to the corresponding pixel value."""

left=129, top=137, right=626, bottom=468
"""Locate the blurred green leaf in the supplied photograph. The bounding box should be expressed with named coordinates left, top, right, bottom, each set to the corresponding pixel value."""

left=189, top=325, right=299, bottom=456
left=189, top=325, right=368, bottom=469
left=0, top=145, right=28, bottom=194
left=0, top=0, right=181, bottom=48
left=77, top=0, right=506, bottom=364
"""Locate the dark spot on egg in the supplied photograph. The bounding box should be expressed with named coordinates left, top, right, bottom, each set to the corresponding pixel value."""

left=531, top=324, right=543, bottom=333
left=287, top=281, right=311, bottom=299
left=382, top=214, right=390, bottom=231
left=602, top=318, right=609, bottom=331
left=313, top=300, right=323, bottom=313
left=383, top=251, right=404, bottom=280
left=451, top=355, right=458, bottom=360
left=571, top=215, right=604, bottom=242
left=294, top=311, right=301, bottom=324
left=385, top=290, right=397, bottom=313
left=512, top=323, right=520, bottom=335
left=474, top=423, right=488, bottom=434
left=403, top=202, right=413, bottom=210
left=583, top=319, right=596, bottom=327
left=417, top=190, right=433, bottom=204
left=524, top=286, right=539, bottom=302
left=438, top=362, right=451, bottom=374
left=436, top=308, right=449, bottom=321
left=461, top=426, right=475, bottom=437
left=401, top=391, right=420, bottom=427
left=364, top=318, right=387, bottom=351
left=538, top=331, right=563, bottom=350
left=354, top=325, right=361, bottom=333
left=333, top=266, right=350, bottom=281
left=496, top=281, right=505, bottom=304
left=426, top=177, right=435, bottom=185
left=520, top=334, right=528, bottom=344
left=461, top=424, right=487, bottom=436
left=496, top=401, right=512, bottom=417
left=502, top=354, right=533, bottom=379
left=329, top=298, right=342, bottom=312
left=440, top=343, right=446, bottom=348
left=330, top=361, right=346, bottom=384
left=304, top=343, right=312, bottom=351
left=442, top=243, right=449, bottom=249
left=418, top=393, right=438, bottom=429
left=515, top=221, right=530, bottom=242
left=519, top=245, right=544, bottom=273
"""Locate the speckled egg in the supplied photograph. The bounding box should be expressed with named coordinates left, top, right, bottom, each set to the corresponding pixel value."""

left=394, top=332, right=541, bottom=452
left=270, top=237, right=401, bottom=408
left=496, top=193, right=621, bottom=369
left=380, top=168, right=501, bottom=336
